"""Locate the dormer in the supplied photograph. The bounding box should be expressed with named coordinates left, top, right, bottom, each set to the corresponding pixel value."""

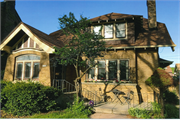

left=90, top=12, right=143, bottom=44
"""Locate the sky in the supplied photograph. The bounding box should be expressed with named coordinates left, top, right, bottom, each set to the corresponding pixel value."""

left=2, top=0, right=180, bottom=67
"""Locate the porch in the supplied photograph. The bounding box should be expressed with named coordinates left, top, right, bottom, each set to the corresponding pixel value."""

left=53, top=79, right=157, bottom=114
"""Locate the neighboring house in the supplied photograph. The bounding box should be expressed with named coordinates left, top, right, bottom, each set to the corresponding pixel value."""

left=165, top=66, right=174, bottom=77
left=1, top=0, right=21, bottom=73
left=0, top=0, right=176, bottom=103
left=174, top=63, right=180, bottom=76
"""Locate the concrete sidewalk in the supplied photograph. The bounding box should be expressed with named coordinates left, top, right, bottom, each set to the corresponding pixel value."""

left=89, top=113, right=130, bottom=119
left=93, top=102, right=134, bottom=114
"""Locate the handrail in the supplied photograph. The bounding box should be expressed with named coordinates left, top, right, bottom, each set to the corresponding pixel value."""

left=53, top=79, right=76, bottom=93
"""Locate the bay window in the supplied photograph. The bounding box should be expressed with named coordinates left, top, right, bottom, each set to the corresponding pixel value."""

left=15, top=54, right=40, bottom=80
left=88, top=59, right=129, bottom=81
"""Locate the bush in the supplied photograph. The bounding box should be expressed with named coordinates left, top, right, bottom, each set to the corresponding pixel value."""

left=128, top=102, right=179, bottom=119
left=163, top=90, right=179, bottom=105
left=164, top=104, right=179, bottom=118
left=2, top=81, right=62, bottom=116
left=0, top=81, right=13, bottom=108
left=128, top=108, right=152, bottom=119
left=30, top=97, right=93, bottom=118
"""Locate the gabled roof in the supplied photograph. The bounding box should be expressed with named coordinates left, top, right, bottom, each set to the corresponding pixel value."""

left=50, top=12, right=176, bottom=49
left=0, top=22, right=64, bottom=53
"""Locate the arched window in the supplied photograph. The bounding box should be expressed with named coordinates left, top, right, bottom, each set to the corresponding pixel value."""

left=15, top=54, right=40, bottom=80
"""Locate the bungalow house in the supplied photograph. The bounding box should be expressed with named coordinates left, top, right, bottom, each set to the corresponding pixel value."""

left=0, top=0, right=176, bottom=103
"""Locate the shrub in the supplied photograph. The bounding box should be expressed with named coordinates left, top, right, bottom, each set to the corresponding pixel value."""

left=2, top=81, right=62, bottom=116
left=164, top=104, right=179, bottom=118
left=30, top=97, right=92, bottom=118
left=0, top=81, right=13, bottom=108
left=163, top=90, right=179, bottom=105
left=128, top=108, right=152, bottom=119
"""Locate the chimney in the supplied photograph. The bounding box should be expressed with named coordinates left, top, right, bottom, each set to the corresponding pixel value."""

left=147, top=0, right=157, bottom=29
left=4, top=0, right=15, bottom=8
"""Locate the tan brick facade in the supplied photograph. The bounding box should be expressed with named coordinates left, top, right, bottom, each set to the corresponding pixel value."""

left=80, top=48, right=159, bottom=103
left=3, top=50, right=51, bottom=86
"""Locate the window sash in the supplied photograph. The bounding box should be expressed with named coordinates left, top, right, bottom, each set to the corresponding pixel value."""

left=24, top=62, right=31, bottom=79
left=120, top=60, right=129, bottom=80
left=33, top=62, right=40, bottom=78
left=115, top=23, right=126, bottom=38
left=16, top=63, right=23, bottom=79
left=108, top=60, right=117, bottom=80
left=93, top=25, right=102, bottom=35
left=104, top=24, right=113, bottom=38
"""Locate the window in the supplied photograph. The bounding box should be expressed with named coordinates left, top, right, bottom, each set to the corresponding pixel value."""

left=16, top=63, right=23, bottom=79
left=15, top=54, right=40, bottom=80
left=98, top=61, right=106, bottom=80
left=24, top=62, right=31, bottom=79
left=109, top=60, right=117, bottom=80
left=104, top=24, right=113, bottom=38
left=120, top=60, right=129, bottom=80
left=33, top=63, right=40, bottom=78
left=88, top=61, right=95, bottom=79
left=93, top=25, right=102, bottom=35
left=93, top=22, right=126, bottom=39
left=88, top=59, right=129, bottom=81
left=115, top=23, right=126, bottom=38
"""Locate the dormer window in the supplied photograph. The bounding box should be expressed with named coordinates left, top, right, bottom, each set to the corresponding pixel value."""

left=93, top=22, right=126, bottom=40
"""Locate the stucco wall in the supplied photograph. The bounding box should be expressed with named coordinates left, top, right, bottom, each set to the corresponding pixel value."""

left=3, top=50, right=51, bottom=86
left=81, top=49, right=136, bottom=83
left=136, top=48, right=159, bottom=96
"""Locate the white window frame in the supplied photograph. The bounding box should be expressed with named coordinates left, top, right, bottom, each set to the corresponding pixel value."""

left=92, top=22, right=127, bottom=40
left=14, top=55, right=40, bottom=80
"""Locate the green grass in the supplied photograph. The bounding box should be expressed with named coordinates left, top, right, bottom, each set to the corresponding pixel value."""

left=30, top=110, right=89, bottom=118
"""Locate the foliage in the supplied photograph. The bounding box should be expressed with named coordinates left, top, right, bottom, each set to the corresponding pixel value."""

left=1, top=81, right=62, bottom=116
left=53, top=12, right=107, bottom=99
left=128, top=108, right=152, bottom=119
left=163, top=90, right=179, bottom=105
left=30, top=97, right=92, bottom=118
left=128, top=102, right=179, bottom=119
left=164, top=104, right=179, bottom=118
left=0, top=81, right=13, bottom=108
left=145, top=67, right=173, bottom=89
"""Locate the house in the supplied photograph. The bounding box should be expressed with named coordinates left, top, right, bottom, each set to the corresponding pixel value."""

left=165, top=66, right=174, bottom=77
left=0, top=0, right=176, bottom=103
left=1, top=0, right=21, bottom=76
left=174, top=63, right=180, bottom=76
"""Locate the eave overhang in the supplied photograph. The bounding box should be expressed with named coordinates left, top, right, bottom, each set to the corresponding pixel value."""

left=0, top=22, right=55, bottom=53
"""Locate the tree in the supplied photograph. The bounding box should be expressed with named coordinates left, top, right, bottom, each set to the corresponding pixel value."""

left=53, top=12, right=106, bottom=100
left=145, top=67, right=173, bottom=117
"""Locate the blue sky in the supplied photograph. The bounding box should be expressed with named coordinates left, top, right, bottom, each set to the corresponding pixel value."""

left=2, top=0, right=180, bottom=67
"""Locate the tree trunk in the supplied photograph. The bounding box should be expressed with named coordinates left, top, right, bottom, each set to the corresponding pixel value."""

left=160, top=88, right=164, bottom=117
left=75, top=79, right=79, bottom=101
